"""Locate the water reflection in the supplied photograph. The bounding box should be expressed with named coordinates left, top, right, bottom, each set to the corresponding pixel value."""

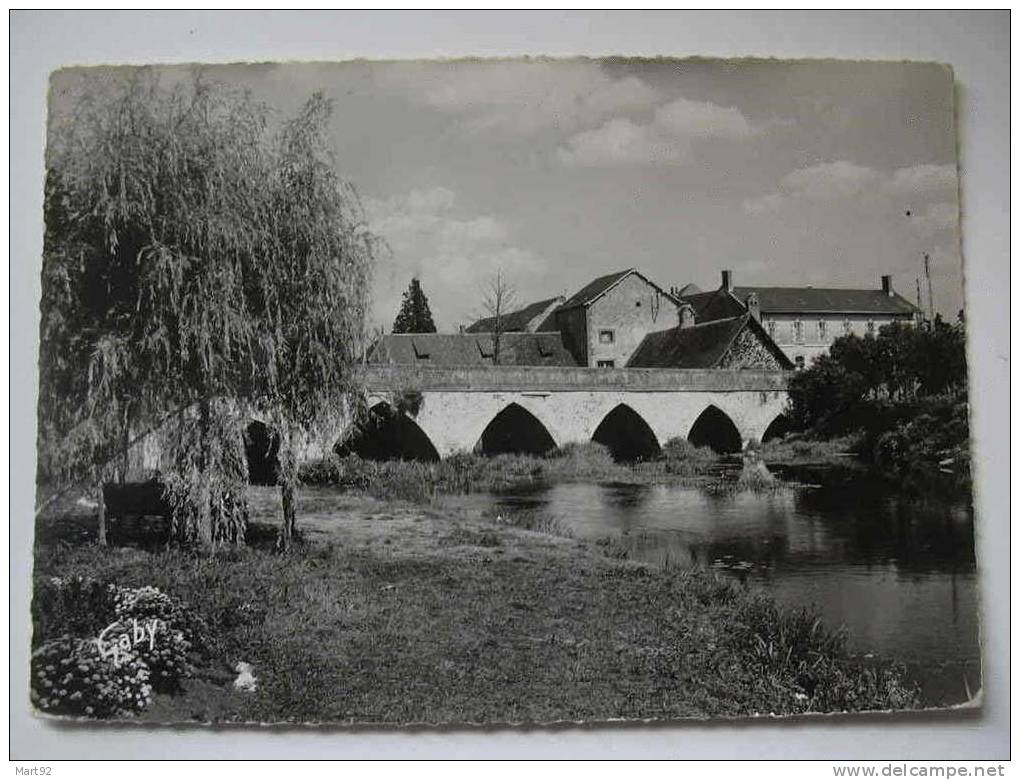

left=442, top=476, right=979, bottom=706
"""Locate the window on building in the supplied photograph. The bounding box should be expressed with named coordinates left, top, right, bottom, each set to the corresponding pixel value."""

left=818, top=320, right=827, bottom=341
left=793, top=319, right=804, bottom=344
left=843, top=318, right=852, bottom=335
left=866, top=320, right=876, bottom=335
left=795, top=356, right=805, bottom=370
left=598, top=329, right=615, bottom=344
left=767, top=319, right=776, bottom=340
left=596, top=359, right=615, bottom=368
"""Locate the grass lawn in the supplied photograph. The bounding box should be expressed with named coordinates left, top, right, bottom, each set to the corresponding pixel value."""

left=32, top=485, right=920, bottom=725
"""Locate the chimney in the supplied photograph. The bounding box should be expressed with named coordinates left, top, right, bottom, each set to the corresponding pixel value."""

left=721, top=269, right=734, bottom=292
left=745, top=292, right=760, bottom=321
left=881, top=275, right=893, bottom=296
left=678, top=303, right=696, bottom=329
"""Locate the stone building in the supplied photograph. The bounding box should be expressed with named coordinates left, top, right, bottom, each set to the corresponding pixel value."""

left=551, top=269, right=683, bottom=368
left=368, top=267, right=790, bottom=372
left=676, top=270, right=920, bottom=367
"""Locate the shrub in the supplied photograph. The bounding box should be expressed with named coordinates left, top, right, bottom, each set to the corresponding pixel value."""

left=31, top=634, right=152, bottom=718
left=32, top=575, right=118, bottom=644
left=111, top=586, right=208, bottom=692
left=872, top=398, right=971, bottom=492
left=32, top=577, right=207, bottom=703
left=660, top=437, right=718, bottom=476
left=548, top=441, right=615, bottom=474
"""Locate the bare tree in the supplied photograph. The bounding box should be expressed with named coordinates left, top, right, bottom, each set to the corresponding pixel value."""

left=480, top=271, right=518, bottom=365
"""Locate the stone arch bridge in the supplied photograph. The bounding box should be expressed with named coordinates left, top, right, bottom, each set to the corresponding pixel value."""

left=347, top=365, right=790, bottom=461
left=128, top=365, right=791, bottom=477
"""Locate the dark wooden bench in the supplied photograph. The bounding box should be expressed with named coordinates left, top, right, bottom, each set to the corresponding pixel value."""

left=98, top=479, right=172, bottom=545
left=98, top=480, right=250, bottom=545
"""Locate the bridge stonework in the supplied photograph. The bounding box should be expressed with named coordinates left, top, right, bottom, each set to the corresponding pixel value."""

left=358, top=365, right=789, bottom=457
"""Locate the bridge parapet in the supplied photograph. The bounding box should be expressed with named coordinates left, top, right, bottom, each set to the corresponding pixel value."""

left=357, top=364, right=789, bottom=393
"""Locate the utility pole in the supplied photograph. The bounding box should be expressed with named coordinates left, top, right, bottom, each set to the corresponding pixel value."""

left=905, top=209, right=936, bottom=324
left=924, top=253, right=935, bottom=323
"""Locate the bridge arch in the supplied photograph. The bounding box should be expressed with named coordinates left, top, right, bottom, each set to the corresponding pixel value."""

left=687, top=405, right=743, bottom=454
left=592, top=404, right=661, bottom=461
left=336, top=402, right=440, bottom=462
left=245, top=420, right=281, bottom=485
left=476, top=403, right=557, bottom=456
left=761, top=413, right=793, bottom=443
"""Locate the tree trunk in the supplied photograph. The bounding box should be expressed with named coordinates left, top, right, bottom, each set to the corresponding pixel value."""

left=196, top=397, right=214, bottom=549
left=279, top=480, right=297, bottom=551
left=277, top=425, right=298, bottom=552
left=96, top=483, right=107, bottom=547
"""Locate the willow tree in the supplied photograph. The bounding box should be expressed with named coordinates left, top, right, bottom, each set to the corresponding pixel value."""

left=37, top=70, right=376, bottom=548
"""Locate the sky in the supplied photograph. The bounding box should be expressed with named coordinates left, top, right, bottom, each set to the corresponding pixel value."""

left=51, top=58, right=964, bottom=332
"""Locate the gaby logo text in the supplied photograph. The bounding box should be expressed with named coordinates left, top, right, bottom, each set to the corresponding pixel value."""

left=96, top=619, right=162, bottom=667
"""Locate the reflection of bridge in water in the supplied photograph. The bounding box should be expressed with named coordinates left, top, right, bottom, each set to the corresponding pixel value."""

left=331, top=365, right=791, bottom=463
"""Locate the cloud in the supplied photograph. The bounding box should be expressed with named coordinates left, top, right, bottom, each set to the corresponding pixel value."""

left=910, top=201, right=960, bottom=237
left=365, top=187, right=545, bottom=331
left=743, top=161, right=959, bottom=231
left=557, top=98, right=754, bottom=166
left=886, top=163, right=959, bottom=198
left=381, top=61, right=660, bottom=134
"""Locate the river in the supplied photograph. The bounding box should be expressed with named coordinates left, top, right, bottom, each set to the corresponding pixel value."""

left=442, top=470, right=979, bottom=707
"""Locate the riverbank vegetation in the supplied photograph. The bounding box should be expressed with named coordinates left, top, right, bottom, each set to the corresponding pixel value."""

left=782, top=318, right=970, bottom=493
left=33, top=488, right=921, bottom=724
left=299, top=440, right=722, bottom=502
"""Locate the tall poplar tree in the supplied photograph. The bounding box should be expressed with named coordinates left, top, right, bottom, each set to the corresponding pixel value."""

left=391, top=278, right=437, bottom=334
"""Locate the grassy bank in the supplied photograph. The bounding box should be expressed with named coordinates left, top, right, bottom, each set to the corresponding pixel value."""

left=758, top=434, right=862, bottom=467
left=300, top=440, right=722, bottom=503
left=32, top=487, right=921, bottom=724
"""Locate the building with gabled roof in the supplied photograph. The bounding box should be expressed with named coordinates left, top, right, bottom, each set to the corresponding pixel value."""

left=550, top=268, right=683, bottom=368
left=463, top=296, right=563, bottom=334
left=676, top=270, right=921, bottom=367
left=628, top=313, right=793, bottom=370
left=370, top=267, right=792, bottom=373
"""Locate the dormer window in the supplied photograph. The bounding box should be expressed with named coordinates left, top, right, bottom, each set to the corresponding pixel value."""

left=412, top=340, right=430, bottom=360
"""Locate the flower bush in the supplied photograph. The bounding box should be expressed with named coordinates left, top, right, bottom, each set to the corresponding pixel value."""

left=32, top=577, right=209, bottom=711
left=31, top=634, right=152, bottom=718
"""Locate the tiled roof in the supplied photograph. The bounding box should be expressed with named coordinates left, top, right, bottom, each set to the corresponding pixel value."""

left=628, top=316, right=748, bottom=369
left=557, top=268, right=682, bottom=312
left=464, top=297, right=563, bottom=334
left=628, top=314, right=793, bottom=370
left=732, top=286, right=919, bottom=315
left=366, top=332, right=578, bottom=367
left=679, top=289, right=747, bottom=321
left=556, top=269, right=634, bottom=310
